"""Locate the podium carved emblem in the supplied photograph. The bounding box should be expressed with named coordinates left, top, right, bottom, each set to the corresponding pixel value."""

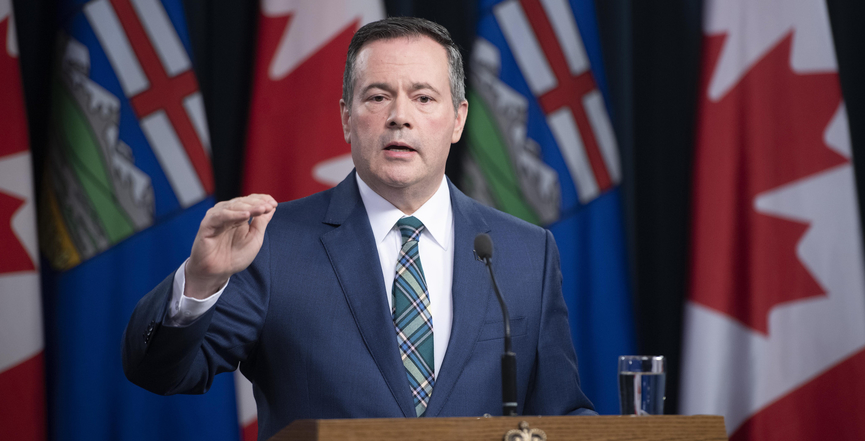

left=504, top=421, right=547, bottom=441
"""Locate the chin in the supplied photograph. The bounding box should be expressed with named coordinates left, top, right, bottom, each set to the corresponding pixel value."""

left=381, top=176, right=417, bottom=190
left=376, top=167, right=420, bottom=188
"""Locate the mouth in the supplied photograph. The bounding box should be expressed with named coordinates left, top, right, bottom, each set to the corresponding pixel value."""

left=384, top=142, right=416, bottom=153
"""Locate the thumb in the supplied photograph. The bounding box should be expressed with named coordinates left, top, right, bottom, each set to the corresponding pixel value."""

left=248, top=206, right=276, bottom=236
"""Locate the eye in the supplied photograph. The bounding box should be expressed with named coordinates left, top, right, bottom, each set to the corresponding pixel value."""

left=371, top=95, right=385, bottom=102
left=418, top=95, right=432, bottom=104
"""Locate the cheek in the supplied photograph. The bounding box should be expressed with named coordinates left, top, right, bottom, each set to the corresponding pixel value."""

left=349, top=119, right=372, bottom=147
left=355, top=111, right=384, bottom=137
left=429, top=117, right=456, bottom=144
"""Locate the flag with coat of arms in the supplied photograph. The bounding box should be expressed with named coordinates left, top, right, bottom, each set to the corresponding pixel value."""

left=462, top=0, right=634, bottom=414
left=40, top=0, right=237, bottom=439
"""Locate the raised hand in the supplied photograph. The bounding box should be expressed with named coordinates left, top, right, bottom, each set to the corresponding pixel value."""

left=185, top=194, right=278, bottom=299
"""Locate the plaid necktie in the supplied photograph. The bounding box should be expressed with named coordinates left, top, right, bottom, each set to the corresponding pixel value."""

left=392, top=216, right=435, bottom=416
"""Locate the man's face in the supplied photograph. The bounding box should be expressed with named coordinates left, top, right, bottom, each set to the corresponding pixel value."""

left=340, top=36, right=468, bottom=204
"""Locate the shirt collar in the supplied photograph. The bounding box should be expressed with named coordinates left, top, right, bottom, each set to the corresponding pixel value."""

left=356, top=174, right=452, bottom=250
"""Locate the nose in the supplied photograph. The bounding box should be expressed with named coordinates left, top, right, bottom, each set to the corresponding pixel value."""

left=386, top=95, right=412, bottom=129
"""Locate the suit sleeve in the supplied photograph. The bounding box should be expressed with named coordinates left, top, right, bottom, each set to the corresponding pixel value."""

left=122, top=232, right=272, bottom=395
left=522, top=229, right=597, bottom=415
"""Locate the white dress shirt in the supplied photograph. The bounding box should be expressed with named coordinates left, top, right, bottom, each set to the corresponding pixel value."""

left=169, top=174, right=455, bottom=375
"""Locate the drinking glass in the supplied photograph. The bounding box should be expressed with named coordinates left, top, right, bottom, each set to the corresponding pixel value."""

left=618, top=355, right=666, bottom=415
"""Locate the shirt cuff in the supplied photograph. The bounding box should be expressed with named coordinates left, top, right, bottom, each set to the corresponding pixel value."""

left=166, top=259, right=229, bottom=327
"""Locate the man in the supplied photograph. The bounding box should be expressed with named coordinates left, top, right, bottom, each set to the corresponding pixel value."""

left=123, top=17, right=594, bottom=440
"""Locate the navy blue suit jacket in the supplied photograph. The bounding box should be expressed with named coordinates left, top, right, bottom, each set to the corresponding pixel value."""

left=123, top=173, right=594, bottom=440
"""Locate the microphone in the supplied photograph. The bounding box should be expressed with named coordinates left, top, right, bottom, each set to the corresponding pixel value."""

left=474, top=233, right=518, bottom=417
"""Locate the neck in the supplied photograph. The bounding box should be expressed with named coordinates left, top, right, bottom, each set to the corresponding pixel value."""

left=364, top=176, right=443, bottom=215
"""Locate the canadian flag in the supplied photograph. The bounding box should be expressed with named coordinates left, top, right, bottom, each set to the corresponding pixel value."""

left=681, top=0, right=865, bottom=439
left=237, top=1, right=383, bottom=438
left=0, top=1, right=45, bottom=439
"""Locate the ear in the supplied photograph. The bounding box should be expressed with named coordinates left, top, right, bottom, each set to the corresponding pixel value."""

left=451, top=99, right=469, bottom=144
left=340, top=99, right=351, bottom=143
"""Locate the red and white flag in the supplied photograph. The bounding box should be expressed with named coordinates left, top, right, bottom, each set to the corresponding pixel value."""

left=0, top=1, right=45, bottom=439
left=237, top=1, right=383, bottom=438
left=242, top=0, right=384, bottom=202
left=681, top=0, right=865, bottom=439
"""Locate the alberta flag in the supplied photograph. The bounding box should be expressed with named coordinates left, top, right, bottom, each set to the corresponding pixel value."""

left=463, top=0, right=634, bottom=414
left=40, top=1, right=237, bottom=440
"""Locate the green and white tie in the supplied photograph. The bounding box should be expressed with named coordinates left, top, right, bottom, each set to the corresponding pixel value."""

left=392, top=216, right=435, bottom=416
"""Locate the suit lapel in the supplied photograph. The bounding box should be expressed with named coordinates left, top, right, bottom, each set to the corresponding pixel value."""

left=425, top=182, right=492, bottom=417
left=320, top=173, right=415, bottom=418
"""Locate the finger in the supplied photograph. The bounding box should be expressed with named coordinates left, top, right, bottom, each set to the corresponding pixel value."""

left=203, top=207, right=255, bottom=233
left=215, top=200, right=272, bottom=220
left=237, top=193, right=278, bottom=207
left=210, top=202, right=255, bottom=219
left=229, top=195, right=278, bottom=216
left=248, top=205, right=276, bottom=236
left=246, top=203, right=275, bottom=217
left=201, top=195, right=278, bottom=234
left=225, top=198, right=265, bottom=212
left=247, top=194, right=279, bottom=215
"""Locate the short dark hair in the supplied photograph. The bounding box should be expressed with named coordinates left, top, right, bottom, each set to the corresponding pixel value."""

left=342, top=17, right=465, bottom=112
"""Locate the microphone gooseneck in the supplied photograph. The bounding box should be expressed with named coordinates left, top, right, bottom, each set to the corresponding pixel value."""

left=474, top=233, right=518, bottom=417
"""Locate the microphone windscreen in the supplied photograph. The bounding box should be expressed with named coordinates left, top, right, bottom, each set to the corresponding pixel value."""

left=474, top=233, right=493, bottom=260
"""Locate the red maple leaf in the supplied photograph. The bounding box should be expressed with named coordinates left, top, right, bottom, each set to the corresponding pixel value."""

left=0, top=16, right=36, bottom=275
left=689, top=32, right=848, bottom=335
left=242, top=13, right=359, bottom=201
left=0, top=16, right=30, bottom=158
left=0, top=190, right=35, bottom=274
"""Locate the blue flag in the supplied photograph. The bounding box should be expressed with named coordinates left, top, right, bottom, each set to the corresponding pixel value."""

left=463, top=0, right=635, bottom=414
left=40, top=0, right=238, bottom=439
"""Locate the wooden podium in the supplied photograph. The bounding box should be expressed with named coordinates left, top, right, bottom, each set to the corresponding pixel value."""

left=270, top=415, right=727, bottom=441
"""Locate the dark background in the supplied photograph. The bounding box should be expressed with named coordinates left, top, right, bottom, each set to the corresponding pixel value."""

left=12, top=0, right=865, bottom=414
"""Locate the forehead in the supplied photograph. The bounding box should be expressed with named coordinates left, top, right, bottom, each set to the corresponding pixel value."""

left=353, top=36, right=450, bottom=86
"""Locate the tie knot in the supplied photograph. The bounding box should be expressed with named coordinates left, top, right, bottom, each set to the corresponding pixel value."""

left=396, top=216, right=425, bottom=242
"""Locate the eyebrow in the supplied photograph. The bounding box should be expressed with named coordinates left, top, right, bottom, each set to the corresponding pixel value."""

left=360, top=82, right=441, bottom=96
left=409, top=82, right=440, bottom=95
left=361, top=83, right=395, bottom=96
